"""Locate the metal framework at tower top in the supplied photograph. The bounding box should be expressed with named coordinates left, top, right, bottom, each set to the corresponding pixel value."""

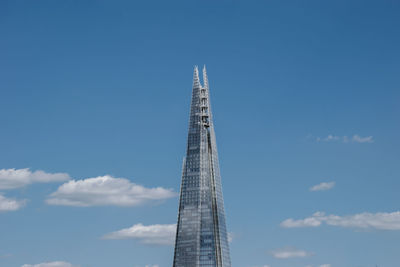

left=173, top=66, right=231, bottom=267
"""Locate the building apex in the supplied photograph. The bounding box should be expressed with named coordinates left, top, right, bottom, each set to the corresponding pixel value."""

left=193, top=65, right=201, bottom=88
left=202, top=65, right=208, bottom=89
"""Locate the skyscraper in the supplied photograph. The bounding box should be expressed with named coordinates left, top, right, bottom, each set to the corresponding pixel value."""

left=173, top=66, right=231, bottom=267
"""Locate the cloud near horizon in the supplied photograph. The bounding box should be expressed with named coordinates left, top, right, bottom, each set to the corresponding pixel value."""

left=269, top=247, right=313, bottom=259
left=0, top=194, right=26, bottom=212
left=46, top=175, right=177, bottom=207
left=0, top=168, right=71, bottom=190
left=21, top=261, right=78, bottom=267
left=281, top=211, right=400, bottom=230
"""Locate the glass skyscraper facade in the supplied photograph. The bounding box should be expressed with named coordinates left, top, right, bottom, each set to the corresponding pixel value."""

left=173, top=66, right=231, bottom=267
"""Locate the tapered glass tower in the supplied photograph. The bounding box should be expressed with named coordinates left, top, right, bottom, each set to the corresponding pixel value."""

left=173, top=66, right=231, bottom=267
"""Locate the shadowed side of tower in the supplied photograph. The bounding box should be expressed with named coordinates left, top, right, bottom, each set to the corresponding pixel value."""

left=173, top=66, right=231, bottom=267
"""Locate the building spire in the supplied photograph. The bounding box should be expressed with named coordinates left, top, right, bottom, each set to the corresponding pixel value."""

left=173, top=66, right=231, bottom=267
left=193, top=65, right=201, bottom=88
left=202, top=65, right=209, bottom=89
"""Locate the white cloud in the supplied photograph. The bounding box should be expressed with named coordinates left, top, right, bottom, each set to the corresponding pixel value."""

left=46, top=175, right=177, bottom=207
left=21, top=261, right=78, bottom=267
left=281, top=215, right=323, bottom=228
left=281, top=211, right=400, bottom=230
left=103, top=223, right=176, bottom=245
left=0, top=194, right=26, bottom=212
left=315, top=134, right=374, bottom=144
left=319, top=264, right=331, bottom=267
left=269, top=247, right=312, bottom=259
left=309, top=182, right=335, bottom=192
left=103, top=223, right=234, bottom=246
left=352, top=134, right=374, bottom=143
left=0, top=168, right=70, bottom=190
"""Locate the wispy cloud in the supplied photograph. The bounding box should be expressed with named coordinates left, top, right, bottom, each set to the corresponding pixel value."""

left=309, top=182, right=335, bottom=192
left=0, top=194, right=26, bottom=212
left=352, top=134, right=373, bottom=143
left=318, top=135, right=341, bottom=142
left=269, top=247, right=313, bottom=259
left=228, top=232, right=234, bottom=243
left=46, top=175, right=177, bottom=207
left=103, top=223, right=176, bottom=245
left=281, top=211, right=400, bottom=230
left=0, top=253, right=12, bottom=259
left=319, top=264, right=331, bottom=267
left=21, top=261, right=78, bottom=267
left=0, top=168, right=70, bottom=190
left=315, top=134, right=374, bottom=143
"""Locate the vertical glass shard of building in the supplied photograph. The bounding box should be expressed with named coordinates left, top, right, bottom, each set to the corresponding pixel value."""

left=173, top=66, right=231, bottom=267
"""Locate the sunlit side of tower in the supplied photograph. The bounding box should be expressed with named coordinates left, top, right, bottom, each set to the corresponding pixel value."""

left=173, top=66, right=231, bottom=267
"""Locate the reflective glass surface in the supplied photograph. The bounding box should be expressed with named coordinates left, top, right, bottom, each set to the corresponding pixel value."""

left=173, top=67, right=231, bottom=267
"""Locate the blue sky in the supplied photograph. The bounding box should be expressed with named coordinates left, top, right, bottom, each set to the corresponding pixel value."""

left=1, top=1, right=399, bottom=267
